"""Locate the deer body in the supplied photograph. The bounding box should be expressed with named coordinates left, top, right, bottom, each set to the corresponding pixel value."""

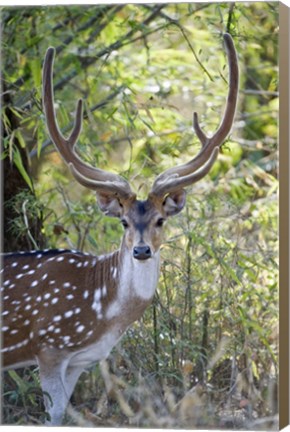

left=2, top=232, right=160, bottom=424
left=1, top=33, right=239, bottom=425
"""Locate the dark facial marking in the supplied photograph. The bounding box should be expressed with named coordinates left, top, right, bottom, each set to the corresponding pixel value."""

left=133, top=200, right=155, bottom=234
left=136, top=200, right=149, bottom=216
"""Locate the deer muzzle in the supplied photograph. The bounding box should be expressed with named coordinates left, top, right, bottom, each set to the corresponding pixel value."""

left=133, top=245, right=152, bottom=260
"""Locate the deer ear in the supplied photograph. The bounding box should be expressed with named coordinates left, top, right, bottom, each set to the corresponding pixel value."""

left=163, top=190, right=186, bottom=217
left=96, top=192, right=123, bottom=217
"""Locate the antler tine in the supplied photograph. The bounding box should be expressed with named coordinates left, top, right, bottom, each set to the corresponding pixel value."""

left=150, top=146, right=220, bottom=197
left=42, top=47, right=134, bottom=199
left=43, top=48, right=83, bottom=162
left=150, top=33, right=239, bottom=198
left=193, top=33, right=239, bottom=148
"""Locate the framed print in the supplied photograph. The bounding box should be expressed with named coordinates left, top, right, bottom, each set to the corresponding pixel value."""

left=1, top=1, right=288, bottom=429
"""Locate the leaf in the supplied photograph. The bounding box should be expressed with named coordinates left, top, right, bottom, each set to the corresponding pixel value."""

left=15, top=129, right=26, bottom=149
left=13, top=147, right=33, bottom=190
left=87, top=234, right=99, bottom=250
left=251, top=359, right=259, bottom=380
left=220, top=260, right=242, bottom=285
left=9, top=107, right=23, bottom=120
left=8, top=370, right=27, bottom=397
left=30, top=57, right=41, bottom=88
left=37, top=125, right=45, bottom=158
left=9, top=130, right=16, bottom=161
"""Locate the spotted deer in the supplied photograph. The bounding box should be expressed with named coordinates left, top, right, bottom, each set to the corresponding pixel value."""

left=1, top=33, right=238, bottom=425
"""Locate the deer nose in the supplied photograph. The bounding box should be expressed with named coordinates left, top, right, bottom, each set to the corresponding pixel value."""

left=133, top=245, right=152, bottom=260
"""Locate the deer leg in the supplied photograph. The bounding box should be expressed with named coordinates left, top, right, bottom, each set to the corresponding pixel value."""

left=37, top=352, right=70, bottom=425
left=63, top=365, right=84, bottom=404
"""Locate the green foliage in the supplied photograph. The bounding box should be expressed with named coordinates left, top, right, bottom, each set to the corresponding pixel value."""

left=4, top=190, right=44, bottom=249
left=2, top=2, right=278, bottom=428
left=3, top=368, right=49, bottom=424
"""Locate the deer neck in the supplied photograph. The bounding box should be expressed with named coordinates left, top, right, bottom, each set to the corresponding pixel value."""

left=91, top=242, right=160, bottom=324
left=118, top=240, right=160, bottom=302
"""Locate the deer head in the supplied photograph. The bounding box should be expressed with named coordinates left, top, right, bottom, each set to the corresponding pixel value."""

left=43, top=33, right=238, bottom=261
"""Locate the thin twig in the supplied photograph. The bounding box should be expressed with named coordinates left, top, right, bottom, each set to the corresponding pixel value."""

left=142, top=3, right=214, bottom=81
left=13, top=6, right=114, bottom=87
left=226, top=3, right=236, bottom=34
left=22, top=199, right=38, bottom=250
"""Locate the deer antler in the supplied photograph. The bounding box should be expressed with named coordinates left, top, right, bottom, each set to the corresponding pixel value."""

left=42, top=47, right=135, bottom=200
left=149, top=33, right=239, bottom=198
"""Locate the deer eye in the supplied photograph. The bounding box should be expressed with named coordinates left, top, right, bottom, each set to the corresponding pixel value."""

left=156, top=218, right=165, bottom=227
left=121, top=219, right=129, bottom=229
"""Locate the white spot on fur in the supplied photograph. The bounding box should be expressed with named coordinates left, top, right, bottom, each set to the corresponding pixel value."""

left=76, top=324, right=85, bottom=333
left=39, top=329, right=47, bottom=336
left=64, top=310, right=74, bottom=318
left=111, top=267, right=118, bottom=279
left=101, top=285, right=107, bottom=297
left=27, top=269, right=35, bottom=275
left=4, top=339, right=30, bottom=352
left=63, top=336, right=71, bottom=344
left=92, top=289, right=102, bottom=318
left=93, top=289, right=101, bottom=302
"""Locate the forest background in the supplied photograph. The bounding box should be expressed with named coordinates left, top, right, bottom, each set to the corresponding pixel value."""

left=2, top=2, right=278, bottom=429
